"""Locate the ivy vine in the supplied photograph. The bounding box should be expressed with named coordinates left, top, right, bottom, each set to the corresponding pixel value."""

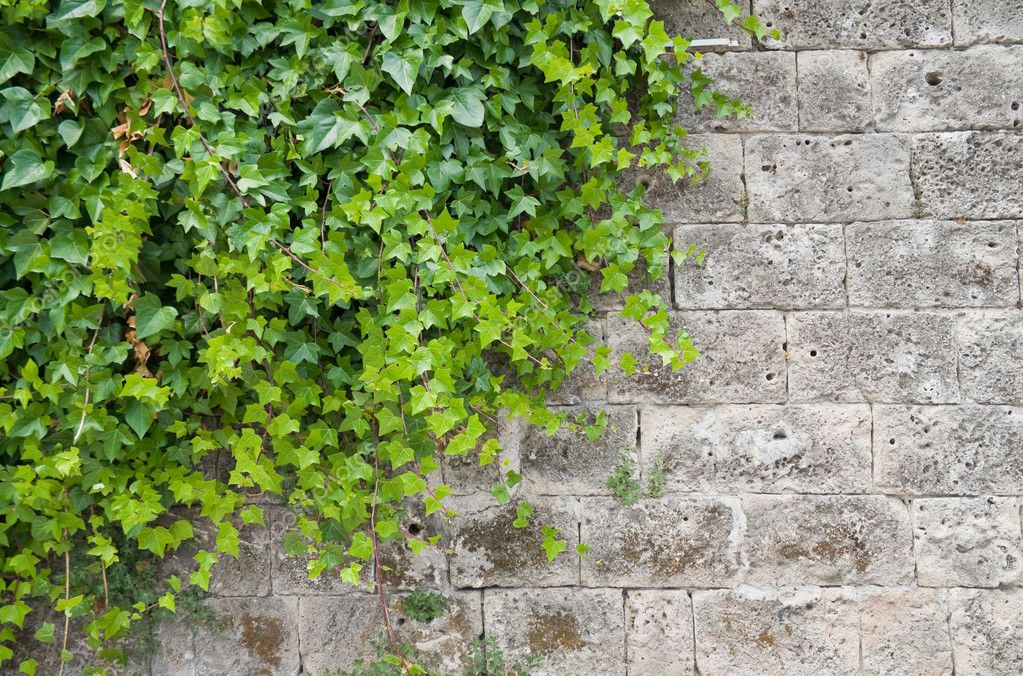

left=0, top=0, right=772, bottom=671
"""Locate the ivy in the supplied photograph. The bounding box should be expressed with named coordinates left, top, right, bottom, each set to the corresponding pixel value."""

left=0, top=0, right=770, bottom=670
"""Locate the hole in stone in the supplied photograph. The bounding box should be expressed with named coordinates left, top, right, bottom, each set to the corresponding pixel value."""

left=1012, top=102, right=1020, bottom=111
left=809, top=349, right=817, bottom=357
left=889, top=438, right=896, bottom=445
left=408, top=523, right=422, bottom=535
left=925, top=72, right=943, bottom=86
left=773, top=429, right=787, bottom=440
left=397, top=618, right=406, bottom=626
left=988, top=242, right=998, bottom=248
left=765, top=372, right=776, bottom=381
left=846, top=186, right=853, bottom=192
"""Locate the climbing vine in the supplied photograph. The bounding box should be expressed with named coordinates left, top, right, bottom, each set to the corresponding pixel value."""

left=0, top=0, right=772, bottom=670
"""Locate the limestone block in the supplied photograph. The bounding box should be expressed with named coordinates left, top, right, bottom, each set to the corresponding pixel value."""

left=640, top=404, right=873, bottom=493
left=949, top=588, right=1023, bottom=675
left=873, top=405, right=1023, bottom=495
left=650, top=0, right=753, bottom=51
left=952, top=0, right=1023, bottom=45
left=912, top=132, right=1023, bottom=219
left=483, top=588, right=625, bottom=676
left=914, top=497, right=1023, bottom=587
left=545, top=319, right=609, bottom=404
left=442, top=412, right=521, bottom=496
left=625, top=133, right=743, bottom=223
left=743, top=495, right=914, bottom=585
left=625, top=590, right=695, bottom=675
left=298, top=591, right=483, bottom=675
left=674, top=223, right=846, bottom=309
left=797, top=50, right=872, bottom=132
left=448, top=495, right=579, bottom=588
left=745, top=134, right=913, bottom=223
left=676, top=52, right=797, bottom=132
left=269, top=506, right=446, bottom=594
left=151, top=618, right=197, bottom=675
left=693, top=587, right=860, bottom=675
left=753, top=0, right=952, bottom=49
left=579, top=496, right=741, bottom=587
left=520, top=404, right=637, bottom=496
left=872, top=47, right=1023, bottom=131
left=846, top=220, right=1019, bottom=308
left=787, top=310, right=960, bottom=404
left=605, top=310, right=786, bottom=404
left=859, top=588, right=954, bottom=676
left=194, top=597, right=300, bottom=676
left=958, top=310, right=1023, bottom=403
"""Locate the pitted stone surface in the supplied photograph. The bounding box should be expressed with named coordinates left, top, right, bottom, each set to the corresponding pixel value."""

left=627, top=133, right=743, bottom=223
left=745, top=134, right=913, bottom=223
left=625, top=590, right=695, bottom=675
left=674, top=223, right=846, bottom=309
left=786, top=311, right=959, bottom=404
left=874, top=405, right=1023, bottom=496
left=520, top=404, right=637, bottom=495
left=949, top=588, right=1023, bottom=675
left=648, top=0, right=752, bottom=51
left=483, top=588, right=625, bottom=675
left=606, top=310, right=786, bottom=404
left=743, top=495, right=914, bottom=585
left=640, top=404, right=872, bottom=493
left=952, top=0, right=1023, bottom=45
left=871, top=47, right=1023, bottom=132
left=912, top=132, right=1023, bottom=219
left=194, top=597, right=300, bottom=676
left=448, top=495, right=579, bottom=587
left=914, top=497, right=1023, bottom=587
left=580, top=496, right=741, bottom=587
left=859, top=588, right=954, bottom=675
left=693, top=587, right=860, bottom=675
left=846, top=220, right=1019, bottom=308
left=796, top=51, right=872, bottom=132
left=298, top=591, right=483, bottom=675
left=958, top=310, right=1023, bottom=403
left=754, top=0, right=952, bottom=50
left=675, top=52, right=797, bottom=132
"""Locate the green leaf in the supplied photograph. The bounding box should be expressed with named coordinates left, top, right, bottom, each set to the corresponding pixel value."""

left=1, top=149, right=53, bottom=191
left=51, top=0, right=106, bottom=21
left=381, top=50, right=422, bottom=95
left=295, top=99, right=361, bottom=154
left=134, top=294, right=178, bottom=339
left=448, top=88, right=485, bottom=127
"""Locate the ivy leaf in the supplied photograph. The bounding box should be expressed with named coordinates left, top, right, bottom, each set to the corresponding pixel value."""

left=295, top=99, right=361, bottom=154
left=134, top=294, right=178, bottom=339
left=50, top=0, right=106, bottom=22
left=448, top=88, right=485, bottom=127
left=462, top=0, right=499, bottom=34
left=1, top=149, right=53, bottom=191
left=381, top=50, right=423, bottom=95
left=0, top=87, right=50, bottom=134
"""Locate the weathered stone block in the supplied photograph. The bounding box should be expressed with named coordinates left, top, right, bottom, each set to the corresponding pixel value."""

left=674, top=223, right=846, bottom=309
left=650, top=0, right=753, bottom=51
left=859, top=588, right=954, bottom=676
left=483, top=588, right=625, bottom=675
left=676, top=52, right=797, bottom=132
left=914, top=497, right=1023, bottom=587
left=693, top=587, right=860, bottom=675
left=580, top=496, right=741, bottom=587
left=640, top=404, right=872, bottom=493
left=448, top=495, right=579, bottom=588
left=606, top=310, right=786, bottom=404
left=626, top=590, right=695, bottom=675
left=874, top=405, right=1023, bottom=495
left=797, top=50, right=872, bottom=132
left=194, top=597, right=300, bottom=676
left=753, top=0, right=952, bottom=49
left=846, top=220, right=1019, bottom=307
left=959, top=310, right=1023, bottom=403
left=743, top=495, right=914, bottom=585
left=626, top=134, right=744, bottom=223
left=442, top=412, right=521, bottom=496
left=298, top=591, right=483, bottom=675
left=152, top=618, right=197, bottom=675
left=949, top=588, right=1023, bottom=675
left=520, top=404, right=636, bottom=495
left=872, top=47, right=1023, bottom=131
left=745, top=134, right=913, bottom=222
left=912, top=132, right=1023, bottom=219
left=952, top=0, right=1023, bottom=45
left=787, top=311, right=960, bottom=403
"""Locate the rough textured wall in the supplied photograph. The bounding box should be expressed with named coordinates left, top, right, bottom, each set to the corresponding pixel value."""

left=152, top=1, right=1023, bottom=674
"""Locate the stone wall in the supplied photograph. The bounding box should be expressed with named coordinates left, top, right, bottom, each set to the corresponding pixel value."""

left=153, top=1, right=1023, bottom=674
